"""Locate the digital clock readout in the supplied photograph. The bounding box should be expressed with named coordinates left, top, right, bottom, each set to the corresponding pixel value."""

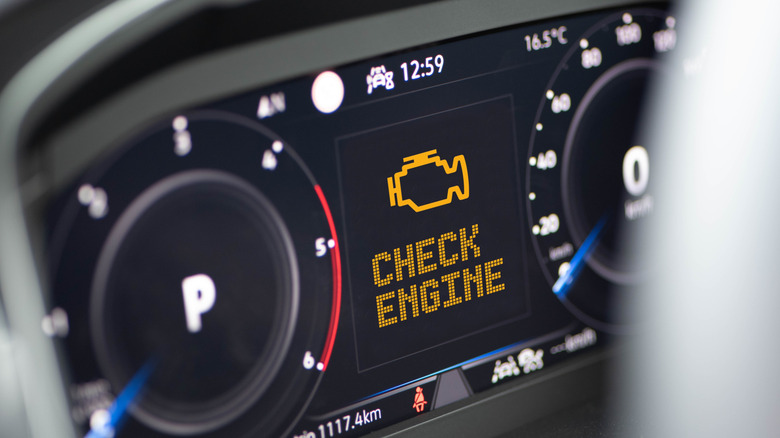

left=400, top=54, right=444, bottom=81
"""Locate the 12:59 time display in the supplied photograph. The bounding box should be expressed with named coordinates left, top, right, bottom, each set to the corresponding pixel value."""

left=400, top=54, right=444, bottom=81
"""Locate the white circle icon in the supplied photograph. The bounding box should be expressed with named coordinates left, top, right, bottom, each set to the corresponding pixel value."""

left=311, top=71, right=344, bottom=114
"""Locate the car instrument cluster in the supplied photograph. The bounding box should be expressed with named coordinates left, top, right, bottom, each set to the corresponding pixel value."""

left=39, top=3, right=675, bottom=437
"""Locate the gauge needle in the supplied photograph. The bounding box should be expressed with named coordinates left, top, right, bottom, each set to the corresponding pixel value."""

left=552, top=215, right=608, bottom=298
left=85, top=360, right=155, bottom=438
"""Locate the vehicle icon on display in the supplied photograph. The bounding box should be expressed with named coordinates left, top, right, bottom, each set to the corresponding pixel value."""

left=491, top=355, right=521, bottom=383
left=518, top=348, right=544, bottom=374
left=366, top=65, right=395, bottom=94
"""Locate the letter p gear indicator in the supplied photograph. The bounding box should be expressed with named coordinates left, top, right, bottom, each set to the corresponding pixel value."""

left=182, top=273, right=216, bottom=333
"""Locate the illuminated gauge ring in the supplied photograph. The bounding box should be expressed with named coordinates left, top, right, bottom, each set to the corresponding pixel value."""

left=48, top=110, right=341, bottom=437
left=526, top=9, right=673, bottom=332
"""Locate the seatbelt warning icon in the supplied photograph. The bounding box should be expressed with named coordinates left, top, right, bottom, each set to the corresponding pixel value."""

left=412, top=386, right=427, bottom=413
left=387, top=150, right=469, bottom=212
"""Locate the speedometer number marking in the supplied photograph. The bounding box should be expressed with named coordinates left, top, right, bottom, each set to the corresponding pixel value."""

left=548, top=92, right=571, bottom=113
left=615, top=13, right=642, bottom=46
left=654, top=17, right=677, bottom=53
left=581, top=47, right=602, bottom=69
left=530, top=150, right=557, bottom=169
left=622, top=145, right=650, bottom=196
left=532, top=214, right=560, bottom=236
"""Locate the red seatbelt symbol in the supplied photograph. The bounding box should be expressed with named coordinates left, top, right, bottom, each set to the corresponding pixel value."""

left=412, top=386, right=427, bottom=413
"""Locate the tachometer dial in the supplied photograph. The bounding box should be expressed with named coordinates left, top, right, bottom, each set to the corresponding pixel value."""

left=527, top=9, right=676, bottom=331
left=49, top=111, right=341, bottom=437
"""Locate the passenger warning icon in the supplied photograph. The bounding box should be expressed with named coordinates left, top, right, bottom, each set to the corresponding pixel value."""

left=412, top=386, right=427, bottom=413
left=387, top=149, right=469, bottom=212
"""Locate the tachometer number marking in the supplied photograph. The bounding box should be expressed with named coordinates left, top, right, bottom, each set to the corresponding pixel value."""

left=256, top=92, right=286, bottom=119
left=262, top=140, right=284, bottom=171
left=315, top=237, right=335, bottom=257
left=303, top=351, right=315, bottom=369
left=262, top=149, right=278, bottom=170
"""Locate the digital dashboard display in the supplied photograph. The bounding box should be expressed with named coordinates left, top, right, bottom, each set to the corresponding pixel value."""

left=43, top=4, right=674, bottom=437
left=338, top=96, right=529, bottom=370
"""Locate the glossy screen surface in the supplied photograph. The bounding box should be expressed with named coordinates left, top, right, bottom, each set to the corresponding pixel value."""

left=46, top=4, right=674, bottom=437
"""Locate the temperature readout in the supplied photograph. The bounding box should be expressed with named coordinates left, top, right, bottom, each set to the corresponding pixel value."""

left=524, top=26, right=568, bottom=52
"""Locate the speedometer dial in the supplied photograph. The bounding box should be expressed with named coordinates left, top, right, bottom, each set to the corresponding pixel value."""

left=527, top=9, right=676, bottom=331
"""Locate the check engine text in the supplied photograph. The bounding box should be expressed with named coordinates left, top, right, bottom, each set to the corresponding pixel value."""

left=372, top=224, right=506, bottom=328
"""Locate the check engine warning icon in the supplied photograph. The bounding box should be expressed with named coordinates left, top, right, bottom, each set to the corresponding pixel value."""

left=387, top=150, right=469, bottom=212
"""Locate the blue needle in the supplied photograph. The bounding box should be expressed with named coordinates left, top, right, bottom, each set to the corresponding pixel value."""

left=85, top=360, right=155, bottom=438
left=552, top=215, right=608, bottom=299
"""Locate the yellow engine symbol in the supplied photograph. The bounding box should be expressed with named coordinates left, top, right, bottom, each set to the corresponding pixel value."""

left=387, top=150, right=470, bottom=212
